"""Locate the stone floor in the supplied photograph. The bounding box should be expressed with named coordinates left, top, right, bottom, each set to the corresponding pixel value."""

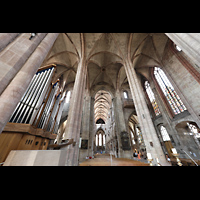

left=79, top=153, right=149, bottom=166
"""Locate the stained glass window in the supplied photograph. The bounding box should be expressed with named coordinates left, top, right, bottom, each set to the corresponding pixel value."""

left=154, top=67, right=187, bottom=115
left=145, top=81, right=161, bottom=116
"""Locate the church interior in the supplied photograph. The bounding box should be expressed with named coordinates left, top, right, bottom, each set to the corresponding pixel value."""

left=1, top=33, right=200, bottom=166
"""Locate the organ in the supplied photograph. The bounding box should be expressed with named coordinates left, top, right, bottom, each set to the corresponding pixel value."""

left=0, top=65, right=66, bottom=163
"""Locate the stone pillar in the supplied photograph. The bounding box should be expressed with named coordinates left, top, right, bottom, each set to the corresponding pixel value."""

left=115, top=90, right=127, bottom=132
left=124, top=60, right=170, bottom=165
left=0, top=33, right=59, bottom=134
left=113, top=96, right=122, bottom=157
left=0, top=33, right=20, bottom=52
left=61, top=57, right=87, bottom=166
left=79, top=91, right=91, bottom=162
left=113, top=89, right=132, bottom=158
left=165, top=33, right=200, bottom=66
left=88, top=97, right=95, bottom=156
left=81, top=91, right=91, bottom=140
left=0, top=33, right=47, bottom=95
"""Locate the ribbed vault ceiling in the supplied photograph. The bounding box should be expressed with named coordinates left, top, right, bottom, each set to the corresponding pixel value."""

left=40, top=33, right=170, bottom=124
left=94, top=90, right=112, bottom=122
left=41, top=33, right=170, bottom=94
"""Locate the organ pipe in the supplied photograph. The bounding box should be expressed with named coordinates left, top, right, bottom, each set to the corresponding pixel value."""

left=8, top=66, right=66, bottom=135
left=53, top=98, right=65, bottom=134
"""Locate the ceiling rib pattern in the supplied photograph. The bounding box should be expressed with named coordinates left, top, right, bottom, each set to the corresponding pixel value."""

left=41, top=33, right=169, bottom=95
left=94, top=90, right=112, bottom=122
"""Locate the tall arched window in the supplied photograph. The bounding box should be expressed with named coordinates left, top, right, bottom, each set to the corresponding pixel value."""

left=145, top=81, right=161, bottom=116
left=160, top=126, right=171, bottom=141
left=123, top=91, right=128, bottom=99
left=96, top=135, right=98, bottom=146
left=154, top=67, right=187, bottom=115
left=103, top=135, right=105, bottom=146
left=99, top=134, right=102, bottom=146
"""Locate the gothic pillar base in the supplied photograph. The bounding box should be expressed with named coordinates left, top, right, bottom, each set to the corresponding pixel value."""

left=79, top=149, right=89, bottom=163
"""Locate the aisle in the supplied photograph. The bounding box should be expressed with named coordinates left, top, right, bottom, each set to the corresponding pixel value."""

left=79, top=153, right=149, bottom=166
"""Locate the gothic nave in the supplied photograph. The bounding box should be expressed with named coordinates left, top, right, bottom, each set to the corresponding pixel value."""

left=1, top=33, right=200, bottom=166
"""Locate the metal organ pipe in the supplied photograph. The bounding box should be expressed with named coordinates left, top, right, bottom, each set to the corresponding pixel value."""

left=46, top=94, right=61, bottom=132
left=8, top=66, right=66, bottom=136
left=9, top=67, right=55, bottom=125
left=9, top=73, right=37, bottom=122
left=37, top=82, right=59, bottom=129
left=10, top=71, right=39, bottom=123
left=33, top=84, right=52, bottom=127
left=13, top=70, right=46, bottom=123
left=53, top=98, right=65, bottom=134
left=25, top=68, right=53, bottom=124
left=19, top=70, right=48, bottom=123
left=43, top=83, right=59, bottom=129
left=10, top=72, right=40, bottom=123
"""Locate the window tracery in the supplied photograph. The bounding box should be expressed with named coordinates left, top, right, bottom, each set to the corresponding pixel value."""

left=154, top=67, right=187, bottom=115
left=145, top=81, right=161, bottom=116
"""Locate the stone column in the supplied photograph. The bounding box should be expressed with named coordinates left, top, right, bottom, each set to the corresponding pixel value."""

left=79, top=90, right=91, bottom=161
left=0, top=33, right=20, bottom=52
left=0, top=33, right=59, bottom=134
left=165, top=33, right=200, bottom=66
left=61, top=57, right=87, bottom=166
left=124, top=60, right=170, bottom=166
left=0, top=33, right=47, bottom=95
left=113, top=96, right=122, bottom=157
left=115, top=90, right=127, bottom=132
left=113, top=89, right=132, bottom=158
left=88, top=97, right=95, bottom=157
left=81, top=91, right=91, bottom=140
